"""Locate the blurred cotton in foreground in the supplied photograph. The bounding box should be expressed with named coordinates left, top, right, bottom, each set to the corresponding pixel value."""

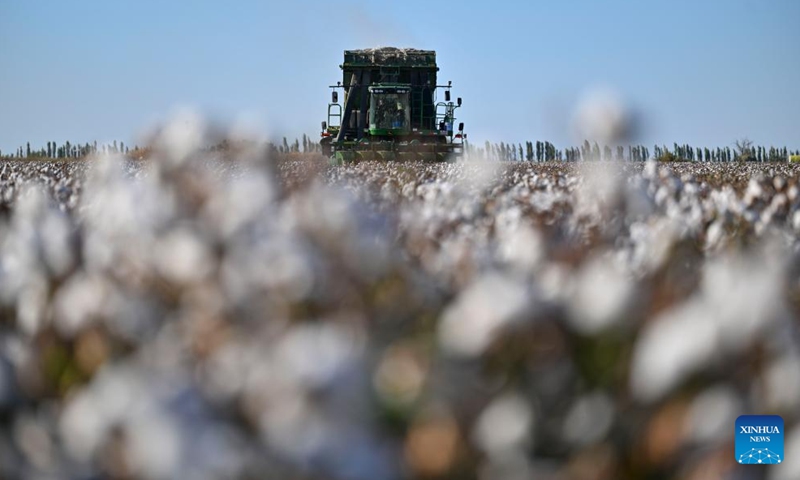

left=0, top=113, right=798, bottom=479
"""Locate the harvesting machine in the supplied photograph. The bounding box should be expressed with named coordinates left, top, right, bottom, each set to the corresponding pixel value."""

left=320, top=48, right=465, bottom=163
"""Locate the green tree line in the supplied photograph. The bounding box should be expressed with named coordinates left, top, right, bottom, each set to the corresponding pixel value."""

left=465, top=139, right=798, bottom=163
left=0, top=140, right=132, bottom=160
left=3, top=136, right=796, bottom=162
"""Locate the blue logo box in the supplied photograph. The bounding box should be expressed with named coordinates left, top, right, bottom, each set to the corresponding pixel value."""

left=735, top=415, right=784, bottom=464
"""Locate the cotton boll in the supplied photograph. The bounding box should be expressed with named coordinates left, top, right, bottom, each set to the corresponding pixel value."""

left=203, top=172, right=274, bottom=238
left=568, top=254, right=634, bottom=334
left=571, top=88, right=633, bottom=144
left=13, top=414, right=56, bottom=472
left=792, top=210, right=800, bottom=232
left=705, top=220, right=726, bottom=252
left=16, top=278, right=48, bottom=336
left=439, top=273, right=532, bottom=357
left=496, top=222, right=544, bottom=273
left=630, top=299, right=718, bottom=402
left=762, top=352, right=800, bottom=412
left=472, top=393, right=534, bottom=456
left=60, top=366, right=141, bottom=462
left=536, top=263, right=572, bottom=304
left=701, top=250, right=786, bottom=351
left=53, top=273, right=108, bottom=336
left=684, top=386, right=741, bottom=445
left=155, top=228, right=215, bottom=285
left=39, top=208, right=76, bottom=277
left=275, top=324, right=363, bottom=390
left=126, top=414, right=181, bottom=480
left=154, top=109, right=210, bottom=167
left=630, top=219, right=678, bottom=273
left=259, top=393, right=330, bottom=462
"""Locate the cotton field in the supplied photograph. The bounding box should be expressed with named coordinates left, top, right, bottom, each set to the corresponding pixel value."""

left=1, top=128, right=800, bottom=479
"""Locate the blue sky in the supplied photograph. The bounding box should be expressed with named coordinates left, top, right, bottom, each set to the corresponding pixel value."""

left=1, top=0, right=798, bottom=153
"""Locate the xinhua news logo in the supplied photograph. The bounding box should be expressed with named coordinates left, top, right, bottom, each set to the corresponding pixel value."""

left=735, top=415, right=784, bottom=465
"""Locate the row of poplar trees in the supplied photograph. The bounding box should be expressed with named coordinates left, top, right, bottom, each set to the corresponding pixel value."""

left=3, top=137, right=796, bottom=162
left=467, top=139, right=798, bottom=163
left=1, top=141, right=130, bottom=159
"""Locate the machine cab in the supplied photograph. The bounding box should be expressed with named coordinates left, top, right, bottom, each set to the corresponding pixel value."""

left=369, top=85, right=411, bottom=135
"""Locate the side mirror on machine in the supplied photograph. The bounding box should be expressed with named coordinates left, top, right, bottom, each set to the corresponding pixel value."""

left=322, top=121, right=327, bottom=131
left=445, top=90, right=451, bottom=102
left=332, top=91, right=338, bottom=103
left=457, top=97, right=462, bottom=107
left=458, top=122, right=464, bottom=132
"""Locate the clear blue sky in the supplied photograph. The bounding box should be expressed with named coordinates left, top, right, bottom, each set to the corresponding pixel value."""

left=1, top=0, right=798, bottom=154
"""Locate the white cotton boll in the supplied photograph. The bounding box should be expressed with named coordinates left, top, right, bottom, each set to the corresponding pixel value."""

left=127, top=415, right=181, bottom=480
left=61, top=365, right=178, bottom=468
left=292, top=183, right=358, bottom=240
left=792, top=210, right=800, bottom=231
left=642, top=160, right=658, bottom=180
left=701, top=251, right=785, bottom=351
left=53, top=273, right=107, bottom=336
left=13, top=415, right=55, bottom=472
left=13, top=184, right=47, bottom=226
left=60, top=389, right=106, bottom=462
left=763, top=352, right=800, bottom=412
left=82, top=162, right=174, bottom=244
left=472, top=393, right=533, bottom=456
left=40, top=209, right=75, bottom=277
left=497, top=223, right=543, bottom=272
left=684, top=386, right=741, bottom=445
left=630, top=299, right=718, bottom=402
left=575, top=163, right=622, bottom=219
left=457, top=160, right=502, bottom=193
left=204, top=172, right=274, bottom=238
left=276, top=324, right=362, bottom=389
left=562, top=392, right=614, bottom=446
left=229, top=236, right=315, bottom=302
left=770, top=193, right=788, bottom=215
left=654, top=186, right=671, bottom=208
left=630, top=219, right=677, bottom=273
left=744, top=178, right=764, bottom=207
left=83, top=152, right=128, bottom=192
left=439, top=273, right=532, bottom=357
left=17, top=278, right=48, bottom=336
left=571, top=88, right=633, bottom=144
left=155, top=229, right=214, bottom=285
left=537, top=264, right=571, bottom=303
left=60, top=368, right=137, bottom=460
left=260, top=394, right=329, bottom=462
left=568, top=255, right=634, bottom=334
left=787, top=184, right=799, bottom=202
left=705, top=220, right=726, bottom=251
left=156, top=109, right=208, bottom=167
left=205, top=343, right=256, bottom=401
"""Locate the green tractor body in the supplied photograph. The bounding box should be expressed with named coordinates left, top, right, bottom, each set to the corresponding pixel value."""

left=321, top=48, right=465, bottom=163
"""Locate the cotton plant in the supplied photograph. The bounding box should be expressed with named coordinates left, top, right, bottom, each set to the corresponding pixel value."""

left=0, top=122, right=800, bottom=478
